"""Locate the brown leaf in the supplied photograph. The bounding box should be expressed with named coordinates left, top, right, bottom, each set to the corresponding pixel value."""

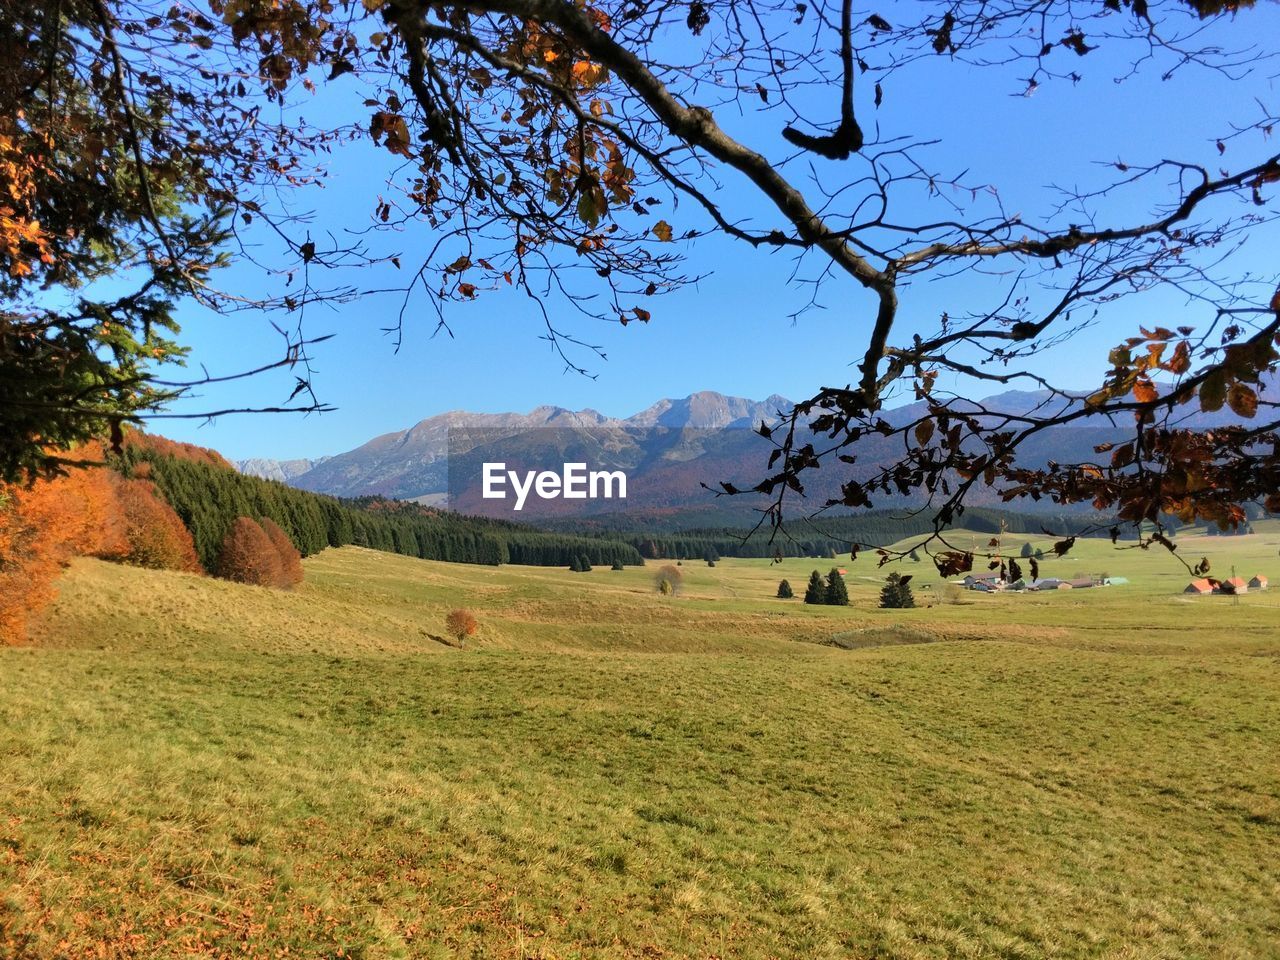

left=1132, top=378, right=1158, bottom=403
left=1199, top=369, right=1227, bottom=413
left=1227, top=382, right=1258, bottom=418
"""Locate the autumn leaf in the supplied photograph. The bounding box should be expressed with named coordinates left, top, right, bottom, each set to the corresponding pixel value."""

left=652, top=220, right=673, bottom=242
left=1165, top=340, right=1191, bottom=375
left=932, top=550, right=973, bottom=577
left=1199, top=369, right=1227, bottom=413
left=1227, top=382, right=1258, bottom=418
left=571, top=61, right=607, bottom=87
left=1132, top=377, right=1158, bottom=403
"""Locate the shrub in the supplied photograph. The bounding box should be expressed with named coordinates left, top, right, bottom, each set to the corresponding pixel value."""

left=216, top=517, right=283, bottom=587
left=654, top=563, right=683, bottom=595
left=776, top=579, right=794, bottom=599
left=259, top=517, right=304, bottom=588
left=445, top=608, right=478, bottom=647
left=611, top=561, right=624, bottom=571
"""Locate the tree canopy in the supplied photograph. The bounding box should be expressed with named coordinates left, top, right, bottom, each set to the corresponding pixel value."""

left=4, top=0, right=1279, bottom=575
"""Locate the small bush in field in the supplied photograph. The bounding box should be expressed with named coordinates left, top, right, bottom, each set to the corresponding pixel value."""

left=654, top=564, right=683, bottom=595
left=445, top=608, right=478, bottom=647
left=776, top=579, right=794, bottom=599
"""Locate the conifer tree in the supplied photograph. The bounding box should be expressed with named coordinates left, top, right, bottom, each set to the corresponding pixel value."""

left=776, top=579, right=794, bottom=599
left=825, top=568, right=850, bottom=606
left=880, top=572, right=917, bottom=609
left=803, top=570, right=826, bottom=605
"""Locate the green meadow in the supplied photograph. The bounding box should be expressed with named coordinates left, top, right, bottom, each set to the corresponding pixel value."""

left=2, top=525, right=1279, bottom=958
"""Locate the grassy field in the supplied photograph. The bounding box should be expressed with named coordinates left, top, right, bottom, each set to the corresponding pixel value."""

left=2, top=525, right=1279, bottom=958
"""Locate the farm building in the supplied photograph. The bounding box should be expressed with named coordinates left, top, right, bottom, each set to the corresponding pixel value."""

left=1184, top=579, right=1214, bottom=595
left=1249, top=575, right=1268, bottom=590
left=1067, top=578, right=1095, bottom=589
left=1220, top=577, right=1248, bottom=595
left=1103, top=576, right=1129, bottom=586
left=961, top=572, right=1003, bottom=590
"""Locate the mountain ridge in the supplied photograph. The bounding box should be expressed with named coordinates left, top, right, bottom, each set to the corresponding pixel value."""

left=236, top=382, right=1271, bottom=512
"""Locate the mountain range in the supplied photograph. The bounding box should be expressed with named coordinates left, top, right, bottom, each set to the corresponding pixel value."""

left=236, top=384, right=1270, bottom=521
left=239, top=392, right=793, bottom=504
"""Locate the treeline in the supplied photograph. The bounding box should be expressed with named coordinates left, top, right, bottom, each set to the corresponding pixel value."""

left=118, top=444, right=643, bottom=570
left=608, top=507, right=1182, bottom=561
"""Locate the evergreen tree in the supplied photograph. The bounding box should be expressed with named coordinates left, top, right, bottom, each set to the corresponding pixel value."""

left=880, top=572, right=917, bottom=609
left=569, top=556, right=582, bottom=572
left=776, top=579, right=794, bottom=599
left=1020, top=541, right=1034, bottom=558
left=803, top=570, right=826, bottom=605
left=611, top=561, right=624, bottom=571
left=825, top=567, right=850, bottom=606
left=909, top=548, right=921, bottom=562
left=579, top=555, right=592, bottom=572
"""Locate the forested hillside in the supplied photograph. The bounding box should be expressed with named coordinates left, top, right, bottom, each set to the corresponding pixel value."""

left=565, top=507, right=1188, bottom=562
left=118, top=438, right=642, bottom=570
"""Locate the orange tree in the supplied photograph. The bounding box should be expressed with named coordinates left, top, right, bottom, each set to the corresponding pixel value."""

left=445, top=608, right=479, bottom=646
left=5, top=1, right=1280, bottom=573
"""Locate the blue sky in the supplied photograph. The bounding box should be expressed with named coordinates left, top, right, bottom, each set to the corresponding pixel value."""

left=149, top=6, right=1280, bottom=461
